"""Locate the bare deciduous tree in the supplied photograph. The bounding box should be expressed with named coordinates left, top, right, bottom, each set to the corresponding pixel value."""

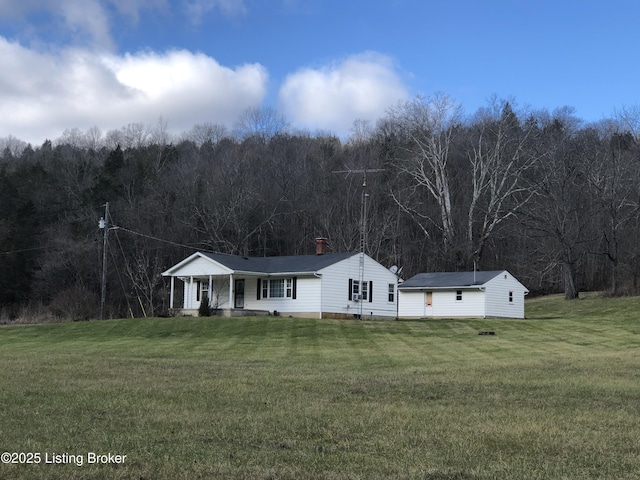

left=389, top=93, right=462, bottom=251
left=233, top=106, right=289, bottom=142
left=465, top=100, right=541, bottom=264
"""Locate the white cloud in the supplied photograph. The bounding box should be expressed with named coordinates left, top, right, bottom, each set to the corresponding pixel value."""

left=278, top=52, right=409, bottom=136
left=0, top=37, right=268, bottom=145
left=184, top=0, right=247, bottom=24
left=61, top=0, right=115, bottom=49
left=0, top=0, right=169, bottom=49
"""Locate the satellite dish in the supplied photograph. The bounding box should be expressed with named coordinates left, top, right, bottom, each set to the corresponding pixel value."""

left=389, top=265, right=398, bottom=274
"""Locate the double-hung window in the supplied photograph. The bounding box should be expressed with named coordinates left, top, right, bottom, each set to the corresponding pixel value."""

left=258, top=278, right=296, bottom=299
left=269, top=278, right=285, bottom=298
left=351, top=280, right=360, bottom=299
left=349, top=279, right=373, bottom=302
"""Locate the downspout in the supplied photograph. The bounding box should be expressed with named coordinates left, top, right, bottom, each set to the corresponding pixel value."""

left=396, top=282, right=399, bottom=320
left=314, top=273, right=322, bottom=319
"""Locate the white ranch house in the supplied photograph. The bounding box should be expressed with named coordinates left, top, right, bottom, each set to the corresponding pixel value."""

left=398, top=270, right=529, bottom=319
left=162, top=246, right=399, bottom=319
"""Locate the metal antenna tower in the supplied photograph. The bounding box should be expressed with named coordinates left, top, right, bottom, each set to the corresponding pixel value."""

left=333, top=167, right=384, bottom=318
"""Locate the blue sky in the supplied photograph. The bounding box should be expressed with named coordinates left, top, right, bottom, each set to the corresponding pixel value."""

left=0, top=0, right=638, bottom=146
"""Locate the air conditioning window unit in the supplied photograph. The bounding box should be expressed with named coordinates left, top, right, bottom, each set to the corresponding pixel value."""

left=352, top=294, right=361, bottom=301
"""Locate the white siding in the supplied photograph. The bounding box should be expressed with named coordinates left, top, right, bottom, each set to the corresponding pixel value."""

left=170, top=254, right=230, bottom=277
left=397, top=271, right=529, bottom=319
left=399, top=289, right=485, bottom=318
left=319, top=254, right=398, bottom=318
left=484, top=272, right=527, bottom=318
left=208, top=279, right=230, bottom=309
left=167, top=252, right=398, bottom=318
left=243, top=275, right=322, bottom=317
left=182, top=276, right=231, bottom=310
left=398, top=290, right=427, bottom=318
left=432, top=289, right=485, bottom=317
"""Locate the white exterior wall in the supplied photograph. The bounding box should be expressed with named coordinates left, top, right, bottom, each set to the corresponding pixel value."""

left=432, top=289, right=485, bottom=317
left=398, top=290, right=428, bottom=318
left=398, top=289, right=485, bottom=318
left=398, top=271, right=528, bottom=319
left=173, top=255, right=231, bottom=277
left=319, top=254, right=398, bottom=318
left=484, top=272, right=527, bottom=318
left=168, top=254, right=232, bottom=310
left=166, top=252, right=398, bottom=318
left=210, top=279, right=231, bottom=309
left=242, top=275, right=321, bottom=317
left=182, top=276, right=231, bottom=310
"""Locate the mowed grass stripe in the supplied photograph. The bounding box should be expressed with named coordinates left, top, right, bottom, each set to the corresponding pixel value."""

left=1, top=294, right=640, bottom=479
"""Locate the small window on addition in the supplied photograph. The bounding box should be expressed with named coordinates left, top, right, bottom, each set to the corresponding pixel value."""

left=456, top=290, right=463, bottom=301
left=509, top=291, right=513, bottom=303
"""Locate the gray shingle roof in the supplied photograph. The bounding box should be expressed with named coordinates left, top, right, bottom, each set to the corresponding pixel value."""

left=399, top=271, right=505, bottom=289
left=200, top=251, right=356, bottom=274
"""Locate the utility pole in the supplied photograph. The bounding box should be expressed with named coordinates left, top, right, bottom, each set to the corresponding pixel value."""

left=333, top=167, right=384, bottom=319
left=98, top=202, right=109, bottom=320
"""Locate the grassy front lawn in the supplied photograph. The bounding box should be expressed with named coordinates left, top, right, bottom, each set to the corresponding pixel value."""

left=1, top=293, right=639, bottom=479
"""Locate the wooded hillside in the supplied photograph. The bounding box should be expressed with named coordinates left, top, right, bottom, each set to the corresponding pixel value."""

left=1, top=97, right=639, bottom=320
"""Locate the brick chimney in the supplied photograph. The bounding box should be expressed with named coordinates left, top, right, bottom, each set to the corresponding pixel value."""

left=315, top=237, right=328, bottom=255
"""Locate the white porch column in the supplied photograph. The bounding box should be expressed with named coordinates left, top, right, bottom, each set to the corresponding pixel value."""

left=189, top=276, right=193, bottom=309
left=208, top=275, right=212, bottom=307
left=169, top=276, right=175, bottom=309
left=228, top=274, right=234, bottom=308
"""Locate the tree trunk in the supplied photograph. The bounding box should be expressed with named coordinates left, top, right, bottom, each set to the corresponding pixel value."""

left=562, top=262, right=579, bottom=300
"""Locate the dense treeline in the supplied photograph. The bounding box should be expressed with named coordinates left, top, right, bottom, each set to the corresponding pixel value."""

left=1, top=97, right=639, bottom=321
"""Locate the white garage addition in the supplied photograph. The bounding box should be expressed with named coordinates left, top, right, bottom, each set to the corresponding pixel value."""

left=398, top=270, right=528, bottom=319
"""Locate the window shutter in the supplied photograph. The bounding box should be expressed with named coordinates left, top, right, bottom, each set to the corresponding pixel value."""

left=348, top=279, right=353, bottom=300
left=292, top=277, right=297, bottom=299
left=369, top=281, right=373, bottom=303
left=257, top=278, right=261, bottom=300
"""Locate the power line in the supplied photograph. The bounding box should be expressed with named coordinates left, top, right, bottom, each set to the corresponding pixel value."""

left=0, top=222, right=204, bottom=256
left=0, top=245, right=52, bottom=255
left=115, top=226, right=202, bottom=251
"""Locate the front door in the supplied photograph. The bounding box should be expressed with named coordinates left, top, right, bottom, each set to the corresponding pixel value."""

left=425, top=291, right=433, bottom=316
left=234, top=279, right=245, bottom=308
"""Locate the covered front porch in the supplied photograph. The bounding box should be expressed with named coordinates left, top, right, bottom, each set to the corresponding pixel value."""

left=168, top=273, right=261, bottom=316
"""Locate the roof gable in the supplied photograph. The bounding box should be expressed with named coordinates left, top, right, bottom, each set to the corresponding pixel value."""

left=399, top=271, right=505, bottom=289
left=161, top=252, right=233, bottom=276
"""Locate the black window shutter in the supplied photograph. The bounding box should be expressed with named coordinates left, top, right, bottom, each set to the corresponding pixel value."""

left=257, top=278, right=261, bottom=300
left=369, top=281, right=373, bottom=303
left=292, top=277, right=297, bottom=299
left=348, top=279, right=353, bottom=300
